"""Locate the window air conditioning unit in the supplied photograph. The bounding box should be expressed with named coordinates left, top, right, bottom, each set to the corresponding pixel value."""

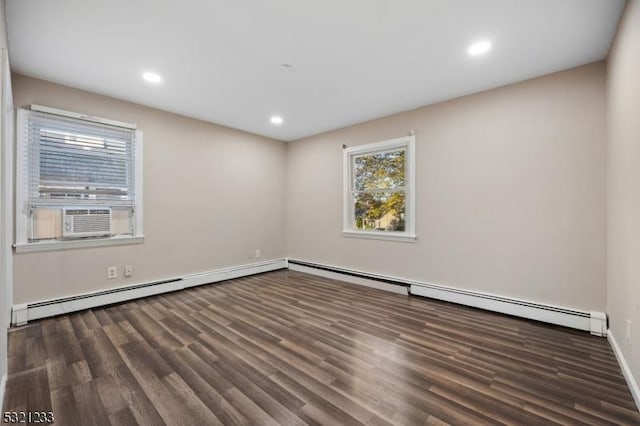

left=62, top=207, right=112, bottom=238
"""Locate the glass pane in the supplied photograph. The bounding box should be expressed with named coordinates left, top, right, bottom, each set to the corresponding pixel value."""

left=28, top=110, right=136, bottom=202
left=353, top=149, right=405, bottom=191
left=39, top=129, right=131, bottom=197
left=353, top=191, right=405, bottom=232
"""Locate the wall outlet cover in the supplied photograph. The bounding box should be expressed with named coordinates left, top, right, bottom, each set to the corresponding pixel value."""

left=107, top=266, right=117, bottom=279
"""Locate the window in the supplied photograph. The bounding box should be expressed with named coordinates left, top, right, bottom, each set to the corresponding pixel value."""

left=343, top=135, right=416, bottom=242
left=15, top=105, right=143, bottom=252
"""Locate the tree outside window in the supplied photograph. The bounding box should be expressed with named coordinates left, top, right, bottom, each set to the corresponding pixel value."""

left=343, top=135, right=415, bottom=242
left=353, top=149, right=406, bottom=231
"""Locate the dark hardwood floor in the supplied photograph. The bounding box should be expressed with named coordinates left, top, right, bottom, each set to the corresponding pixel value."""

left=3, top=270, right=639, bottom=425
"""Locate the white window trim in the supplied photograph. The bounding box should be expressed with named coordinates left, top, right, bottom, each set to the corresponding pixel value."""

left=342, top=135, right=416, bottom=242
left=15, top=107, right=144, bottom=253
left=14, top=235, right=144, bottom=253
left=30, top=104, right=137, bottom=130
left=2, top=48, right=15, bottom=319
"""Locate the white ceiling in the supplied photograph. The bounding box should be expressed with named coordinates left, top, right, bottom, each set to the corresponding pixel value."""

left=6, top=0, right=625, bottom=141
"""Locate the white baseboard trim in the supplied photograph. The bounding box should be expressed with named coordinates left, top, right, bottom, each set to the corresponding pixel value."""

left=0, top=373, right=6, bottom=414
left=608, top=330, right=640, bottom=411
left=11, top=258, right=287, bottom=325
left=287, top=261, right=409, bottom=295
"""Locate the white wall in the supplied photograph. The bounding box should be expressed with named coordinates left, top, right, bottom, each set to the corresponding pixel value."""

left=607, top=0, right=640, bottom=396
left=0, top=0, right=9, bottom=405
left=286, top=62, right=607, bottom=312
left=11, top=75, right=287, bottom=304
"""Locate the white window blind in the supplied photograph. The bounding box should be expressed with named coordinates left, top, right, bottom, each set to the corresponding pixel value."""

left=15, top=107, right=144, bottom=249
left=24, top=110, right=136, bottom=205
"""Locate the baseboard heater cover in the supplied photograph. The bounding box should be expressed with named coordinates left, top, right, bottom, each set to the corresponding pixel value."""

left=287, top=259, right=409, bottom=295
left=410, top=282, right=605, bottom=335
left=12, top=257, right=606, bottom=337
left=287, top=259, right=606, bottom=336
left=12, top=258, right=287, bottom=325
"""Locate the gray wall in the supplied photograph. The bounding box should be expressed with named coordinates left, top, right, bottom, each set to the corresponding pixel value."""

left=607, top=0, right=640, bottom=394
left=286, top=62, right=607, bottom=312
left=11, top=74, right=287, bottom=304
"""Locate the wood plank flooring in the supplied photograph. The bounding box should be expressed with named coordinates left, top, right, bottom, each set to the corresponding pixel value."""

left=3, top=270, right=640, bottom=425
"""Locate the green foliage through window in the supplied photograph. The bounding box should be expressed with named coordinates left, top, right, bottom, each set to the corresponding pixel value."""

left=352, top=149, right=406, bottom=232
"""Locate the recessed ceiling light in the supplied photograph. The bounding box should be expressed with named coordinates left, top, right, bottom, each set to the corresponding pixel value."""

left=270, top=116, right=284, bottom=125
left=142, top=71, right=162, bottom=84
left=467, top=40, right=492, bottom=57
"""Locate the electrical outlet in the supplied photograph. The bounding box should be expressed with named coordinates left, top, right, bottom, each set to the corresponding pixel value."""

left=124, top=264, right=133, bottom=277
left=107, top=266, right=117, bottom=279
left=626, top=320, right=632, bottom=345
left=255, top=249, right=261, bottom=258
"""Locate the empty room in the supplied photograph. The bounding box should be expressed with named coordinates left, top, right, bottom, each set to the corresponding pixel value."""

left=0, top=0, right=639, bottom=424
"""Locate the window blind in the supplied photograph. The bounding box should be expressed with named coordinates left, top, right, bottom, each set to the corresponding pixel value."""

left=24, top=110, right=136, bottom=205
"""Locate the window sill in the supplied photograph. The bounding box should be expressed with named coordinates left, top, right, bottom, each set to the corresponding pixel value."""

left=343, top=230, right=417, bottom=243
left=14, top=235, right=144, bottom=253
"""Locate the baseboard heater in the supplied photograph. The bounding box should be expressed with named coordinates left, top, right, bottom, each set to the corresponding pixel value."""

left=287, top=258, right=607, bottom=336
left=13, top=278, right=184, bottom=325
left=12, top=258, right=287, bottom=325
left=409, top=282, right=607, bottom=334
left=287, top=259, right=410, bottom=287
left=13, top=257, right=607, bottom=336
left=287, top=259, right=410, bottom=295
